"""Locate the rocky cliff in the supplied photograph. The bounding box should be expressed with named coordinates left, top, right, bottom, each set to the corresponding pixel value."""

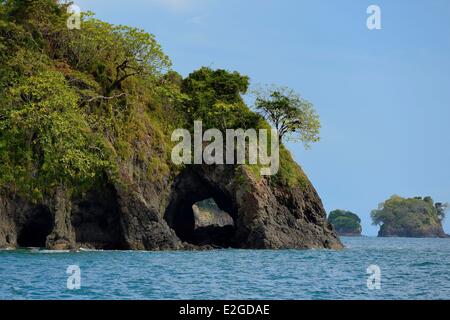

left=0, top=163, right=342, bottom=250
left=0, top=0, right=342, bottom=251
left=378, top=224, right=448, bottom=238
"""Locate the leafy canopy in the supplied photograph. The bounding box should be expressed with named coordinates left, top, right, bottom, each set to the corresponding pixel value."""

left=0, top=0, right=315, bottom=200
left=371, top=195, right=448, bottom=227
left=328, top=210, right=362, bottom=234
left=61, top=14, right=171, bottom=95
left=254, top=86, right=320, bottom=149
left=0, top=70, right=112, bottom=198
left=0, top=0, right=174, bottom=198
left=181, top=67, right=261, bottom=131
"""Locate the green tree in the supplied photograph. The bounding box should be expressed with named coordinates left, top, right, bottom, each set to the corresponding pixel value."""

left=371, top=195, right=447, bottom=236
left=328, top=210, right=362, bottom=235
left=254, top=86, right=320, bottom=148
left=0, top=0, right=179, bottom=200
left=59, top=14, right=171, bottom=96
left=0, top=0, right=313, bottom=201
left=181, top=67, right=260, bottom=130
left=1, top=0, right=70, bottom=58
left=0, top=70, right=112, bottom=198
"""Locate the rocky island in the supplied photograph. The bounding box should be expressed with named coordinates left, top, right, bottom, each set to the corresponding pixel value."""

left=0, top=1, right=342, bottom=251
left=371, top=196, right=448, bottom=238
left=328, top=210, right=362, bottom=236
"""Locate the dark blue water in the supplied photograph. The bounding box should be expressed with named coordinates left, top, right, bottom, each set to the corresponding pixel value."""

left=1, top=237, right=449, bottom=300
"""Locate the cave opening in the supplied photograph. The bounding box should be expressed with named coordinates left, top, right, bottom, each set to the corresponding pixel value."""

left=17, top=205, right=54, bottom=248
left=71, top=185, right=125, bottom=250
left=165, top=170, right=238, bottom=248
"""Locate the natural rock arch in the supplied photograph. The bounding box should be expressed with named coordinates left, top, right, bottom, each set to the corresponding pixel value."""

left=164, top=167, right=238, bottom=248
left=1, top=164, right=342, bottom=250
left=164, top=164, right=342, bottom=250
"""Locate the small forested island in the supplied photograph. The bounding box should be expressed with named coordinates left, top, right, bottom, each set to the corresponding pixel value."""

left=0, top=0, right=342, bottom=251
left=328, top=210, right=362, bottom=236
left=371, top=196, right=448, bottom=238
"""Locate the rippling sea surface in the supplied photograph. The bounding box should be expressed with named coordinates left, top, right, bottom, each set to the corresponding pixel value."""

left=1, top=237, right=450, bottom=300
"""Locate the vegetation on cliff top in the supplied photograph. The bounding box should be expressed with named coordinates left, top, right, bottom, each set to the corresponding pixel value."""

left=371, top=196, right=448, bottom=237
left=0, top=0, right=318, bottom=201
left=328, top=210, right=362, bottom=236
left=254, top=86, right=321, bottom=148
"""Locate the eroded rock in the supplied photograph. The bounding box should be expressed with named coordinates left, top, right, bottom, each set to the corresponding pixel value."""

left=0, top=164, right=342, bottom=250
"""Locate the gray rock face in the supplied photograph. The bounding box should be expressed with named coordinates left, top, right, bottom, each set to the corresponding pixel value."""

left=0, top=164, right=342, bottom=250
left=0, top=193, right=30, bottom=249
left=192, top=199, right=234, bottom=229
left=378, top=224, right=448, bottom=238
left=189, top=198, right=235, bottom=247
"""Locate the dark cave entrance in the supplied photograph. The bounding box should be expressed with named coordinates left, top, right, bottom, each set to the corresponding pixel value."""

left=165, top=170, right=237, bottom=248
left=71, top=185, right=125, bottom=250
left=17, top=205, right=54, bottom=248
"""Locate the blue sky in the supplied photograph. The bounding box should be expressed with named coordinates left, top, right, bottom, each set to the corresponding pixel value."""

left=75, top=0, right=450, bottom=235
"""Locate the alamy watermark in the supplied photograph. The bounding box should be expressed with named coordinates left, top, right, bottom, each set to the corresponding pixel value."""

left=67, top=4, right=81, bottom=30
left=367, top=265, right=381, bottom=290
left=66, top=265, right=81, bottom=290
left=367, top=5, right=382, bottom=30
left=171, top=121, right=280, bottom=176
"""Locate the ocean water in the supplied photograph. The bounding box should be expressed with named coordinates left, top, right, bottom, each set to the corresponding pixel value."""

left=0, top=237, right=449, bottom=300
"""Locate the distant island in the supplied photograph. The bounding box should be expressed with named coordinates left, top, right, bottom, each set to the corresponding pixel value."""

left=371, top=196, right=448, bottom=238
left=328, top=210, right=362, bottom=236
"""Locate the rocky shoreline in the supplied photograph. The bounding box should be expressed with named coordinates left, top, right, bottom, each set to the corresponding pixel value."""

left=0, top=165, right=343, bottom=251
left=378, top=225, right=449, bottom=238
